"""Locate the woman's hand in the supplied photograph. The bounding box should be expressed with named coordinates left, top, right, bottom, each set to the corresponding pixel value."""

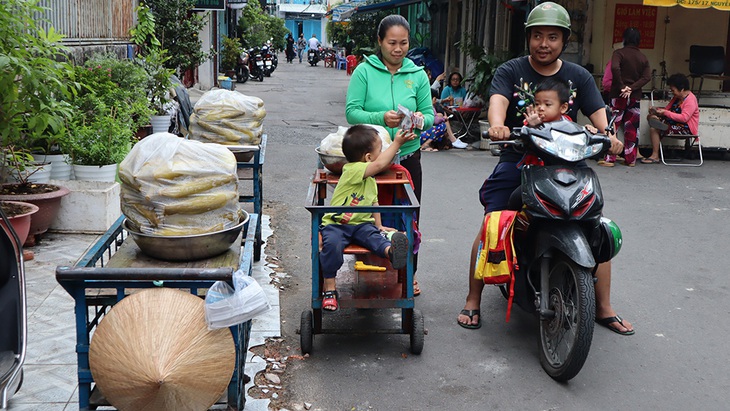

left=487, top=125, right=511, bottom=141
left=655, top=108, right=666, bottom=116
left=620, top=86, right=632, bottom=99
left=384, top=110, right=404, bottom=128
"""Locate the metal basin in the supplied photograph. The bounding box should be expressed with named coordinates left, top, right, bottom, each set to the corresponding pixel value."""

left=123, top=210, right=249, bottom=261
left=315, top=146, right=347, bottom=174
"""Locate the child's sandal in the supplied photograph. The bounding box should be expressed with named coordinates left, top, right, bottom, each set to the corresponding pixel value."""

left=322, top=290, right=339, bottom=312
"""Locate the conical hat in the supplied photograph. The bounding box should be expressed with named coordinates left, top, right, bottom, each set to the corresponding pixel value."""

left=89, top=288, right=236, bottom=411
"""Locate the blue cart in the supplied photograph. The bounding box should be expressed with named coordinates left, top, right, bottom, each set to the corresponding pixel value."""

left=56, top=214, right=258, bottom=411
left=300, top=168, right=424, bottom=354
left=228, top=134, right=266, bottom=261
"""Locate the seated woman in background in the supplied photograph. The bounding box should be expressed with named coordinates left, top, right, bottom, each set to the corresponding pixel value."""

left=642, top=73, right=700, bottom=164
left=440, top=72, right=467, bottom=108
left=420, top=89, right=468, bottom=151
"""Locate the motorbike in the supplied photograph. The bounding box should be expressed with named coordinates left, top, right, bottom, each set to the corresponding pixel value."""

left=487, top=116, right=622, bottom=381
left=236, top=48, right=264, bottom=83
left=261, top=45, right=275, bottom=77
left=307, top=47, right=320, bottom=66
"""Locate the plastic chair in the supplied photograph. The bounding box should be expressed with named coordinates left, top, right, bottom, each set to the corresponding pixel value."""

left=336, top=55, right=347, bottom=71
left=346, top=55, right=357, bottom=75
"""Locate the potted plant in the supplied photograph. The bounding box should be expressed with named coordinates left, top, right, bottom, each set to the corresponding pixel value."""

left=221, top=36, right=243, bottom=78
left=0, top=0, right=73, bottom=246
left=0, top=200, right=40, bottom=248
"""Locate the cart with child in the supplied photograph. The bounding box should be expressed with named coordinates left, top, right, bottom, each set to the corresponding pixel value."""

left=301, top=125, right=424, bottom=355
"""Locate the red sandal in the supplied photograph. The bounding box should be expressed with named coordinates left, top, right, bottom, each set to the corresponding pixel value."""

left=322, top=290, right=339, bottom=312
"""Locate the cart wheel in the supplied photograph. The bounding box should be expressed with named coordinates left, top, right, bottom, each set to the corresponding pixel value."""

left=300, top=310, right=314, bottom=355
left=410, top=309, right=424, bottom=355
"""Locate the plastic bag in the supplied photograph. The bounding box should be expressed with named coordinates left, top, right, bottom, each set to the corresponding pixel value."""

left=189, top=89, right=266, bottom=145
left=319, top=125, right=392, bottom=156
left=205, top=269, right=271, bottom=330
left=118, top=133, right=243, bottom=235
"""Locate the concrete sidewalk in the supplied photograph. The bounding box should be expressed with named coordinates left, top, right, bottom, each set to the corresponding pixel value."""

left=7, top=215, right=280, bottom=411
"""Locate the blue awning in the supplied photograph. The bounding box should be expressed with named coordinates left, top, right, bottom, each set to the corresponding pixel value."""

left=353, top=0, right=424, bottom=14
left=328, top=0, right=367, bottom=21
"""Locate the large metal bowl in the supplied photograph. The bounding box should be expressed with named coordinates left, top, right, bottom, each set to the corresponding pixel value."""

left=123, top=210, right=249, bottom=261
left=315, top=146, right=348, bottom=174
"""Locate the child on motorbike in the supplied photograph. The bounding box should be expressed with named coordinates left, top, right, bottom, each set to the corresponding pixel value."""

left=524, top=78, right=599, bottom=134
left=319, top=125, right=414, bottom=311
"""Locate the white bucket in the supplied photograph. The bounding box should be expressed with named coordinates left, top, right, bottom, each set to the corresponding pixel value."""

left=33, top=153, right=72, bottom=180
left=26, top=162, right=53, bottom=183
left=150, top=115, right=171, bottom=134
left=73, top=164, right=117, bottom=182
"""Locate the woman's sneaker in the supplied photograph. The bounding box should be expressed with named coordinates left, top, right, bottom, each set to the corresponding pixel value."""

left=452, top=139, right=468, bottom=149
left=387, top=232, right=408, bottom=269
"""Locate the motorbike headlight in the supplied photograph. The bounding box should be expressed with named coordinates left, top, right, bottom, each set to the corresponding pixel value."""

left=531, top=131, right=603, bottom=162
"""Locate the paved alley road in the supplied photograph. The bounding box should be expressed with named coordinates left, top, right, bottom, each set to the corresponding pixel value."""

left=241, top=59, right=730, bottom=411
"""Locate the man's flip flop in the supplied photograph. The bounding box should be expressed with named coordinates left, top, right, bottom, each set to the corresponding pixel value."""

left=457, top=309, right=481, bottom=329
left=641, top=158, right=660, bottom=164
left=596, top=315, right=634, bottom=335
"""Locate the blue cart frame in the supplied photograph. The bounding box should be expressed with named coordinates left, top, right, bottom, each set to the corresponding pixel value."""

left=56, top=214, right=258, bottom=411
left=228, top=134, right=266, bottom=261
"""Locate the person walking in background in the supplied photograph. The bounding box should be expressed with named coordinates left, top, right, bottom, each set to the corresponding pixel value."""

left=297, top=34, right=307, bottom=63
left=598, top=27, right=651, bottom=167
left=642, top=73, right=700, bottom=164
left=285, top=33, right=295, bottom=63
left=457, top=2, right=633, bottom=336
left=346, top=14, right=434, bottom=296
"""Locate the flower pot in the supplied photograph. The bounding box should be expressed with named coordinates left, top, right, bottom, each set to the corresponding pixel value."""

left=0, top=183, right=70, bottom=246
left=73, top=164, right=117, bottom=182
left=32, top=153, right=73, bottom=180
left=0, top=200, right=39, bottom=246
left=26, top=162, right=52, bottom=184
left=150, top=115, right=171, bottom=134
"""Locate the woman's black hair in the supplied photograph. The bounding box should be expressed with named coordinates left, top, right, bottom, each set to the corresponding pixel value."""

left=667, top=73, right=690, bottom=91
left=377, top=15, right=410, bottom=41
left=342, top=125, right=379, bottom=162
left=535, top=77, right=571, bottom=104
left=449, top=72, right=463, bottom=89
left=623, top=27, right=640, bottom=47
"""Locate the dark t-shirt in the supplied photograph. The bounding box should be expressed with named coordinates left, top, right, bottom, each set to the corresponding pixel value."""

left=489, top=56, right=606, bottom=162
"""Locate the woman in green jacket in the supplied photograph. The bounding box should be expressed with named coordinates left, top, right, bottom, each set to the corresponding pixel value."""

left=345, top=14, right=434, bottom=295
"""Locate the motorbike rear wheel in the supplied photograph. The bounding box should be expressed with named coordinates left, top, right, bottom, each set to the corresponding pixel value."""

left=538, top=254, right=595, bottom=382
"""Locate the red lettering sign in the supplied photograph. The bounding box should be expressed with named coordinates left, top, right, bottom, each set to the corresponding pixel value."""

left=613, top=4, right=656, bottom=49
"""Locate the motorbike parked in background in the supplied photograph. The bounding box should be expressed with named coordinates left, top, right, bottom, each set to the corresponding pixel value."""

left=261, top=45, right=276, bottom=76
left=236, top=48, right=264, bottom=83
left=487, top=116, right=622, bottom=381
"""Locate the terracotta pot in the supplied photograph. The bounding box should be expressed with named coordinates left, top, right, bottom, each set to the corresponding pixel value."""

left=0, top=184, right=70, bottom=246
left=0, top=200, right=39, bottom=246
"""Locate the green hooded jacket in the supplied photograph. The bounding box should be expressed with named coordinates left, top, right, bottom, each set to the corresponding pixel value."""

left=345, top=55, right=434, bottom=156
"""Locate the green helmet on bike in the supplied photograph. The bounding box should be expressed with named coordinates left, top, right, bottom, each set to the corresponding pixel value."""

left=525, top=2, right=572, bottom=44
left=595, top=217, right=623, bottom=263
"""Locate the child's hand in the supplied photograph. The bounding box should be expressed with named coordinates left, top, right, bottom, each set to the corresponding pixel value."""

left=525, top=105, right=542, bottom=127
left=394, top=129, right=416, bottom=144
left=378, top=225, right=396, bottom=233
left=584, top=124, right=598, bottom=134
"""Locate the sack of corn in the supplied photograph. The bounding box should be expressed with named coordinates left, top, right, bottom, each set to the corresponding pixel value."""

left=189, top=89, right=266, bottom=146
left=118, top=133, right=243, bottom=236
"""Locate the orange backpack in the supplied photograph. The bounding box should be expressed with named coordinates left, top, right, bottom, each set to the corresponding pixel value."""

left=474, top=210, right=518, bottom=320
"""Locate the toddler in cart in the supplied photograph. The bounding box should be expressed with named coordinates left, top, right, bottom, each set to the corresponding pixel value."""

left=319, top=125, right=415, bottom=312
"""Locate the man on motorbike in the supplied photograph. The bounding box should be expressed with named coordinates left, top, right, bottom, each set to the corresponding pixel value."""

left=308, top=33, right=321, bottom=51
left=457, top=2, right=634, bottom=336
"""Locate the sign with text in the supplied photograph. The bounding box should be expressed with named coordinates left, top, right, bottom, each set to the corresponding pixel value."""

left=194, top=0, right=226, bottom=10
left=613, top=4, right=657, bottom=48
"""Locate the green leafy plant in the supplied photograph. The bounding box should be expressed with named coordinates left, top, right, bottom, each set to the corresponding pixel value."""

left=238, top=1, right=288, bottom=50
left=68, top=105, right=133, bottom=166
left=221, top=36, right=244, bottom=71
left=0, top=0, right=76, bottom=185
left=129, top=3, right=161, bottom=56
left=459, top=38, right=512, bottom=100
left=146, top=0, right=211, bottom=74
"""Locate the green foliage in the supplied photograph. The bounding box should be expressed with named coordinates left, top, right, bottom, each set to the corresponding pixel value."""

left=221, top=36, right=243, bottom=71
left=138, top=48, right=175, bottom=115
left=129, top=3, right=161, bottom=54
left=459, top=38, right=512, bottom=100
left=0, top=0, right=77, bottom=184
left=238, top=2, right=288, bottom=50
left=146, top=0, right=210, bottom=73
left=347, top=11, right=390, bottom=57
left=326, top=21, right=349, bottom=47
left=68, top=107, right=132, bottom=166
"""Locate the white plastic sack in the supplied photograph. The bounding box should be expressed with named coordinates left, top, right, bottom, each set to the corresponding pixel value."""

left=189, top=89, right=266, bottom=145
left=319, top=124, right=391, bottom=156
left=118, top=133, right=242, bottom=236
left=205, top=270, right=271, bottom=330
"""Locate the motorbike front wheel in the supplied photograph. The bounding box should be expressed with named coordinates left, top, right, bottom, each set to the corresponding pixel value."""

left=538, top=254, right=595, bottom=382
left=236, top=66, right=249, bottom=83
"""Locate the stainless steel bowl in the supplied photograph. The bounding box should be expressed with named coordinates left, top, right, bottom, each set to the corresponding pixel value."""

left=123, top=210, right=249, bottom=261
left=315, top=147, right=347, bottom=174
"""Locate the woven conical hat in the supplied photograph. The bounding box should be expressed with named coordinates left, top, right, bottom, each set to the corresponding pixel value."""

left=89, top=288, right=236, bottom=411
